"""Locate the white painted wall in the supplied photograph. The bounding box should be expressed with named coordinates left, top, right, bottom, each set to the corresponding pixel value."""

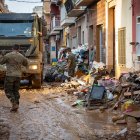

left=114, top=0, right=122, bottom=67
left=121, top=0, right=132, bottom=68
left=115, top=0, right=132, bottom=68
left=136, top=17, right=140, bottom=55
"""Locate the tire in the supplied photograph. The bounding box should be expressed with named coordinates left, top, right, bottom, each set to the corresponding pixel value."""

left=32, top=74, right=42, bottom=89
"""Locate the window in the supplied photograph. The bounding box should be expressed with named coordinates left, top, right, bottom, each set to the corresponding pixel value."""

left=137, top=16, right=140, bottom=24
left=0, top=22, right=33, bottom=37
left=118, top=27, right=126, bottom=64
left=136, top=16, right=140, bottom=57
left=78, top=26, right=81, bottom=44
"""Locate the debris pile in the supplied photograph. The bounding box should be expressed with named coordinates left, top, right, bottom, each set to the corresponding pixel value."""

left=44, top=59, right=140, bottom=136
left=44, top=61, right=70, bottom=82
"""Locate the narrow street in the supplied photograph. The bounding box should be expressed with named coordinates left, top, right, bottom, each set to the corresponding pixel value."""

left=0, top=84, right=123, bottom=140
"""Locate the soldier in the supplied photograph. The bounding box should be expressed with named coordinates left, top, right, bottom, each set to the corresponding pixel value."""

left=0, top=44, right=28, bottom=112
left=66, top=48, right=76, bottom=77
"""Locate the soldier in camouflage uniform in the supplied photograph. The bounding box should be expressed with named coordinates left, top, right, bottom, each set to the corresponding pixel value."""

left=66, top=48, right=76, bottom=77
left=0, top=44, right=28, bottom=112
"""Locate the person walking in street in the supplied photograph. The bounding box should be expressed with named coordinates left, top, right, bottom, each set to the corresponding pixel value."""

left=61, top=49, right=67, bottom=60
left=0, top=44, right=28, bottom=112
left=66, top=48, right=76, bottom=77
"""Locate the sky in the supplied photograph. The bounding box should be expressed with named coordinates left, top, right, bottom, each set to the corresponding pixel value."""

left=5, top=0, right=43, bottom=13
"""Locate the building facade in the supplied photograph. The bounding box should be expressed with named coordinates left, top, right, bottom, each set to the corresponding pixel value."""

left=106, top=0, right=132, bottom=77
left=63, top=0, right=106, bottom=63
left=42, top=0, right=140, bottom=77
left=42, top=0, right=62, bottom=62
left=43, top=0, right=106, bottom=63
left=0, top=0, right=9, bottom=13
left=33, top=6, right=43, bottom=18
left=132, top=0, right=140, bottom=70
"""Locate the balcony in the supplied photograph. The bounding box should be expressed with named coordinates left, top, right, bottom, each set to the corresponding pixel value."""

left=61, top=17, right=76, bottom=27
left=51, top=16, right=62, bottom=30
left=67, top=7, right=85, bottom=17
left=50, top=30, right=60, bottom=35
left=50, top=16, right=62, bottom=35
left=75, top=0, right=97, bottom=7
left=51, top=0, right=57, bottom=4
left=65, top=0, right=85, bottom=17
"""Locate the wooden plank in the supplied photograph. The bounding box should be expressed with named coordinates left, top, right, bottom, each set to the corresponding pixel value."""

left=124, top=111, right=140, bottom=118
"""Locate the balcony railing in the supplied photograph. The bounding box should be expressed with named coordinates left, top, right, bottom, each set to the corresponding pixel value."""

left=51, top=0, right=57, bottom=3
left=65, top=0, right=74, bottom=14
left=65, top=0, right=86, bottom=17
left=51, top=16, right=60, bottom=28
left=61, top=17, right=76, bottom=27
left=75, top=0, right=97, bottom=6
left=51, top=16, right=62, bottom=32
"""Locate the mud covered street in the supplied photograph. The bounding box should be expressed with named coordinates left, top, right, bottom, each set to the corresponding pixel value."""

left=0, top=83, right=124, bottom=140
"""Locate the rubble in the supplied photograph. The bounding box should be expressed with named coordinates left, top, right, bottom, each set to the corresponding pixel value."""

left=43, top=60, right=140, bottom=138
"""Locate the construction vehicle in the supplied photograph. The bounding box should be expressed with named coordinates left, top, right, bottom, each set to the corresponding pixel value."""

left=0, top=13, right=45, bottom=88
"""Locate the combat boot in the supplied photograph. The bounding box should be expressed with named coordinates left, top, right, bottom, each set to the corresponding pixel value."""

left=10, top=102, right=19, bottom=112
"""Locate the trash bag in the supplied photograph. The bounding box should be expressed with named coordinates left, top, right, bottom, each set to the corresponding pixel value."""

left=55, top=74, right=69, bottom=82
left=106, top=90, right=113, bottom=100
left=44, top=73, right=55, bottom=82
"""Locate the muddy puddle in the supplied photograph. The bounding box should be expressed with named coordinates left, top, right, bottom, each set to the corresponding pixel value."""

left=0, top=88, right=125, bottom=140
left=56, top=97, right=124, bottom=138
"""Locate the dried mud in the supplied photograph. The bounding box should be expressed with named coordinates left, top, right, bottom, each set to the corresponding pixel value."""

left=0, top=85, right=128, bottom=140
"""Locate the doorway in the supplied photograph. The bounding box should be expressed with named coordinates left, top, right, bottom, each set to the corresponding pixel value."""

left=78, top=26, right=81, bottom=44
left=96, top=25, right=105, bottom=63
left=89, top=25, right=93, bottom=47
left=108, top=7, right=115, bottom=74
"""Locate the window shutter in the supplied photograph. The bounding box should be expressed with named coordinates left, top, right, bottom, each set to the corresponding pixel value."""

left=118, top=27, right=126, bottom=64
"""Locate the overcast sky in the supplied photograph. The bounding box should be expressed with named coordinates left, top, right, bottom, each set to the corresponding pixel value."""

left=5, top=0, right=43, bottom=13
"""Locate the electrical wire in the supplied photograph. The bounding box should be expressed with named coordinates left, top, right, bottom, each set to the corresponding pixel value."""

left=7, top=0, right=50, bottom=3
left=8, top=0, right=41, bottom=3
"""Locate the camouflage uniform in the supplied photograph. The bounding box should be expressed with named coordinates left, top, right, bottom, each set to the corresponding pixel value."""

left=67, top=53, right=76, bottom=77
left=0, top=51, right=28, bottom=105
